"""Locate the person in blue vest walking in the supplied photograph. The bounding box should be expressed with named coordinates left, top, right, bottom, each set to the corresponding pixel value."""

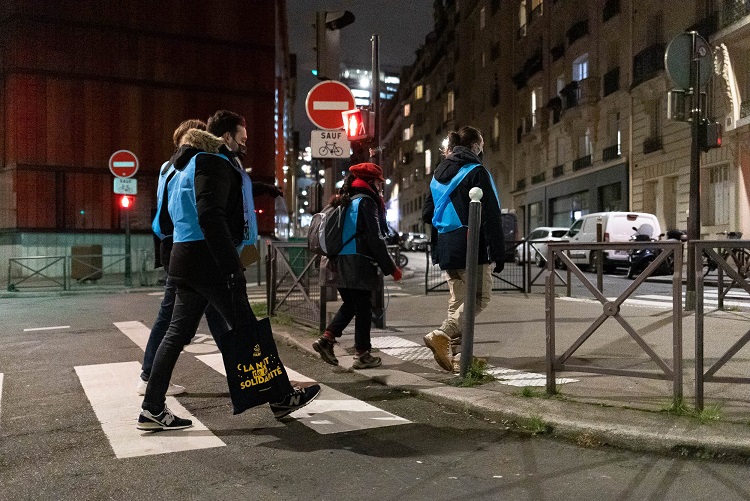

left=312, top=163, right=402, bottom=369
left=137, top=111, right=320, bottom=430
left=421, top=126, right=505, bottom=373
left=137, top=119, right=228, bottom=397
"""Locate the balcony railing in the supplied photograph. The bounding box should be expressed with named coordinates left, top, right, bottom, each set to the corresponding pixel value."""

left=643, top=136, right=662, bottom=154
left=720, top=0, right=750, bottom=30
left=632, top=43, right=666, bottom=88
left=602, top=144, right=621, bottom=161
left=566, top=20, right=589, bottom=45
left=551, top=43, right=565, bottom=62
left=572, top=154, right=592, bottom=171
left=531, top=172, right=546, bottom=184
left=553, top=164, right=565, bottom=177
left=603, top=67, right=620, bottom=96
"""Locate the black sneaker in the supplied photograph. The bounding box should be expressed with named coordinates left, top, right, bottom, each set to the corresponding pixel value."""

left=137, top=406, right=193, bottom=431
left=270, top=384, right=322, bottom=419
left=312, top=337, right=338, bottom=366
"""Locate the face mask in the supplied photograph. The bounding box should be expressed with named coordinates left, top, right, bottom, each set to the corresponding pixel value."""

left=236, top=144, right=247, bottom=161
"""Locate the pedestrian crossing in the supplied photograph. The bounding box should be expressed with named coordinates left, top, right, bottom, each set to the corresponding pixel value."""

left=561, top=289, right=750, bottom=310
left=369, top=335, right=578, bottom=387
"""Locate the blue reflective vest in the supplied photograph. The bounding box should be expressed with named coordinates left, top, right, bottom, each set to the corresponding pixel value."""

left=169, top=152, right=231, bottom=243
left=430, top=163, right=500, bottom=234
left=339, top=196, right=364, bottom=255
left=152, top=161, right=177, bottom=240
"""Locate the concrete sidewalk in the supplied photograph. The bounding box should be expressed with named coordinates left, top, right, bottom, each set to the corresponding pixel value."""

left=275, top=289, right=750, bottom=459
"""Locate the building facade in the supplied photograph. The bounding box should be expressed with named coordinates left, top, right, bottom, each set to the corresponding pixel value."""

left=0, top=0, right=292, bottom=282
left=383, top=0, right=750, bottom=244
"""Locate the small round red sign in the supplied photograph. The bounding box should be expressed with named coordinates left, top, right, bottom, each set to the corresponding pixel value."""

left=109, top=150, right=139, bottom=178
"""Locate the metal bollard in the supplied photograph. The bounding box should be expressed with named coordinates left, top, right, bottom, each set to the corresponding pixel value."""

left=460, top=187, right=483, bottom=377
left=596, top=217, right=603, bottom=292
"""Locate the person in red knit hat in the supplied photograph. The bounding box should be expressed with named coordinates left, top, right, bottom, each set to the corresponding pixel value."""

left=313, top=162, right=402, bottom=369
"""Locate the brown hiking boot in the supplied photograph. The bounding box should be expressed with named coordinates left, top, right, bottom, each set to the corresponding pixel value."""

left=423, top=330, right=453, bottom=371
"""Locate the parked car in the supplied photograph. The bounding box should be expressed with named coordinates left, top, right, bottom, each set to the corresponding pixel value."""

left=385, top=225, right=403, bottom=247
left=403, top=232, right=428, bottom=251
left=515, top=227, right=569, bottom=266
left=563, top=212, right=662, bottom=271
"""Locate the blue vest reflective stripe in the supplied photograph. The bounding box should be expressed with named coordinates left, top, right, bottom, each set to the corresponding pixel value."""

left=169, top=152, right=231, bottom=243
left=339, top=196, right=364, bottom=256
left=430, top=163, right=501, bottom=234
left=152, top=161, right=176, bottom=239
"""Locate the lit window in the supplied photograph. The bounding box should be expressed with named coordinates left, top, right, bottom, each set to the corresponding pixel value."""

left=573, top=53, right=589, bottom=81
left=415, top=85, right=424, bottom=100
left=404, top=104, right=411, bottom=117
left=480, top=7, right=486, bottom=29
left=425, top=149, right=432, bottom=175
left=403, top=127, right=412, bottom=141
left=415, top=140, right=424, bottom=153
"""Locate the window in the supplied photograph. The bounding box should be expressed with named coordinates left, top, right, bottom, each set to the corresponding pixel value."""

left=702, top=164, right=730, bottom=226
left=598, top=183, right=623, bottom=211
left=415, top=85, right=424, bottom=100
left=648, top=99, right=661, bottom=139
left=556, top=75, right=565, bottom=95
left=573, top=53, right=589, bottom=81
left=404, top=104, right=411, bottom=117
left=551, top=191, right=589, bottom=227
left=403, top=127, right=412, bottom=141
left=415, top=140, right=424, bottom=153
left=444, top=90, right=455, bottom=122
left=531, top=87, right=542, bottom=127
left=493, top=115, right=500, bottom=142
left=529, top=201, right=543, bottom=230
left=425, top=84, right=431, bottom=102
left=425, top=149, right=432, bottom=175
left=518, top=0, right=527, bottom=37
left=480, top=6, right=486, bottom=29
left=578, top=128, right=593, bottom=157
left=556, top=137, right=565, bottom=166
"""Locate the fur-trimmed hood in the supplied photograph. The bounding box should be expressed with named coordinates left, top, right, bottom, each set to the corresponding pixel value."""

left=169, top=129, right=226, bottom=172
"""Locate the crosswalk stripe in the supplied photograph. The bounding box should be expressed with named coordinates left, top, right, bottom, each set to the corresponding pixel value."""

left=369, top=335, right=578, bottom=387
left=195, top=353, right=410, bottom=434
left=75, top=362, right=225, bottom=459
left=114, top=321, right=151, bottom=351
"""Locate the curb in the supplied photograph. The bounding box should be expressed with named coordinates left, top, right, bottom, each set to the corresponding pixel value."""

left=274, top=324, right=750, bottom=460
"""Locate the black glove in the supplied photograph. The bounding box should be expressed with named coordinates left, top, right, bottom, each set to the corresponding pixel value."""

left=493, top=262, right=504, bottom=274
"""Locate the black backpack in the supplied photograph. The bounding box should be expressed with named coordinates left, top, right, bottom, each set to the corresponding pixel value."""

left=307, top=195, right=364, bottom=257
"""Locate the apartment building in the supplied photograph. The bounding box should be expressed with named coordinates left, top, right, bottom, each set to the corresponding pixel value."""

left=384, top=0, right=750, bottom=240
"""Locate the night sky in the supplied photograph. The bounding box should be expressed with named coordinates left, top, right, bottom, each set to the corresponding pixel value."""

left=287, top=0, right=435, bottom=146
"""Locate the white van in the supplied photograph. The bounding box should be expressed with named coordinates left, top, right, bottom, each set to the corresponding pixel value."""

left=564, top=212, right=662, bottom=270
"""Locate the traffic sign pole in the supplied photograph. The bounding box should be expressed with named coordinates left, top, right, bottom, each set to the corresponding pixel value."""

left=686, top=32, right=702, bottom=311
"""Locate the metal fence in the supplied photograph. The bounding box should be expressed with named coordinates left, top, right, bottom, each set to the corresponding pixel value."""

left=694, top=239, right=750, bottom=410
left=545, top=241, right=684, bottom=404
left=7, top=252, right=153, bottom=291
left=424, top=241, right=526, bottom=294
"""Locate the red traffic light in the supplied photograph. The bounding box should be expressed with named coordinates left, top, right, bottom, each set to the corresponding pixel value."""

left=342, top=109, right=366, bottom=140
left=119, top=195, right=134, bottom=209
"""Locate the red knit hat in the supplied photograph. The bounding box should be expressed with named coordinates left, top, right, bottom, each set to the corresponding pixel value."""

left=349, top=162, right=384, bottom=182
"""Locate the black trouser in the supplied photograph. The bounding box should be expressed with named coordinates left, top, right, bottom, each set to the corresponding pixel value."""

left=141, top=281, right=292, bottom=414
left=326, top=287, right=373, bottom=354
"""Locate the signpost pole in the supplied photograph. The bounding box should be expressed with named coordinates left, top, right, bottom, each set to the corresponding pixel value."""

left=685, top=32, right=701, bottom=311
left=124, top=207, right=132, bottom=287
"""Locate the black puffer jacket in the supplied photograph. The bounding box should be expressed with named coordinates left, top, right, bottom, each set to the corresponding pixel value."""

left=322, top=186, right=396, bottom=291
left=422, top=146, right=505, bottom=270
left=167, top=130, right=245, bottom=286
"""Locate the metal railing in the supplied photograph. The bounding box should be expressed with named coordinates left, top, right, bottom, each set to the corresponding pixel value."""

left=424, top=241, right=525, bottom=294
left=694, top=239, right=750, bottom=410
left=545, top=241, right=684, bottom=405
left=7, top=253, right=143, bottom=291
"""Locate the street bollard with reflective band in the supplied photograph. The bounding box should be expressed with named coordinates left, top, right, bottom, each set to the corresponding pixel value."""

left=460, top=187, right=483, bottom=377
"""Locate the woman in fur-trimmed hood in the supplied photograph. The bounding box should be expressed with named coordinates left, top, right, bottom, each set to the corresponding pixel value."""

left=167, top=127, right=247, bottom=287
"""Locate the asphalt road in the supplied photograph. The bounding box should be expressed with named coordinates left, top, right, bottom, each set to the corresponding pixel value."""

left=2, top=292, right=750, bottom=500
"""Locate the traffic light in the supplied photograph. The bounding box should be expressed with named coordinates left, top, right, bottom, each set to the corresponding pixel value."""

left=316, top=11, right=355, bottom=81
left=342, top=108, right=374, bottom=141
left=119, top=195, right=134, bottom=209
left=699, top=119, right=722, bottom=152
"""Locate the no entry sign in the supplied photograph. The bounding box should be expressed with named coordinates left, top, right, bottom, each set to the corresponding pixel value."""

left=305, top=81, right=356, bottom=130
left=109, top=150, right=139, bottom=178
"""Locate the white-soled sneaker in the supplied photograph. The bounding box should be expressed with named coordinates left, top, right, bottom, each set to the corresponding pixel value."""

left=137, top=406, right=192, bottom=431
left=136, top=379, right=186, bottom=396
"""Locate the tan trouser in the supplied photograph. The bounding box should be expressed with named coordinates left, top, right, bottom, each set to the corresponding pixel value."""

left=439, top=264, right=492, bottom=354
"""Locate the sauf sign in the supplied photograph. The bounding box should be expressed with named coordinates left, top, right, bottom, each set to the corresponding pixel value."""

left=310, top=129, right=351, bottom=159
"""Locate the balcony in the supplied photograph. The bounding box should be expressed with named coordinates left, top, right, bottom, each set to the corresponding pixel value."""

left=566, top=20, right=589, bottom=45
left=643, top=136, right=662, bottom=154
left=572, top=154, right=592, bottom=171
left=720, top=0, right=750, bottom=30
left=602, top=0, right=620, bottom=22
left=603, top=67, right=620, bottom=96
left=551, top=43, right=565, bottom=62
left=602, top=144, right=621, bottom=161
left=632, top=43, right=666, bottom=89
left=531, top=172, right=546, bottom=184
